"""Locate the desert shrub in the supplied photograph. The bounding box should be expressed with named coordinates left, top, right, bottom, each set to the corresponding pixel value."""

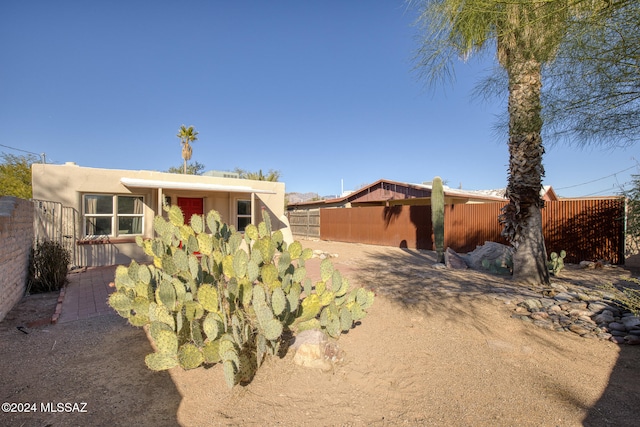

left=625, top=174, right=640, bottom=257
left=108, top=206, right=374, bottom=388
left=27, top=240, right=71, bottom=294
left=600, top=278, right=640, bottom=315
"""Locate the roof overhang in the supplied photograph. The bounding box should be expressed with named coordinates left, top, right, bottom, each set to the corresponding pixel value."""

left=120, top=177, right=276, bottom=194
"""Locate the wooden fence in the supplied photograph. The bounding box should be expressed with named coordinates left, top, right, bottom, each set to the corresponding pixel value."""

left=317, top=199, right=626, bottom=264
left=287, top=209, right=321, bottom=238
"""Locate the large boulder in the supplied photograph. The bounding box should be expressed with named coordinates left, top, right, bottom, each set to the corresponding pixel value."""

left=464, top=241, right=514, bottom=274
left=445, top=247, right=469, bottom=269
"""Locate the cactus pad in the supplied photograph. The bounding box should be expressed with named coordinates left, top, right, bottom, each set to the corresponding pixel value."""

left=197, top=284, right=220, bottom=312
left=145, top=353, right=178, bottom=371
left=271, top=287, right=287, bottom=316
left=261, top=318, right=283, bottom=341
left=222, top=254, right=235, bottom=278
left=108, top=292, right=132, bottom=314
left=203, top=339, right=221, bottom=364
left=320, top=258, right=334, bottom=282
left=151, top=328, right=178, bottom=354
left=178, top=343, right=204, bottom=370
left=260, top=264, right=279, bottom=289
left=222, top=360, right=236, bottom=388
left=202, top=311, right=223, bottom=341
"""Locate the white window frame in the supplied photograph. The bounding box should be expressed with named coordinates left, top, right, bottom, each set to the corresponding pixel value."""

left=83, top=194, right=144, bottom=238
left=236, top=199, right=252, bottom=232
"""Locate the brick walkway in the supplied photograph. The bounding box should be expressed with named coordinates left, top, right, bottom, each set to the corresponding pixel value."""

left=53, top=258, right=326, bottom=324
left=55, top=265, right=119, bottom=323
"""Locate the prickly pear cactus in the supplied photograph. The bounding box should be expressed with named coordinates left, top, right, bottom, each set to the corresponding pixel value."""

left=481, top=257, right=513, bottom=275
left=547, top=250, right=566, bottom=276
left=108, top=205, right=374, bottom=388
left=294, top=258, right=375, bottom=338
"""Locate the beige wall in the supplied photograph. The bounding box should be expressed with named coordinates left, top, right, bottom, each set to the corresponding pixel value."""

left=31, top=163, right=286, bottom=267
left=0, top=197, right=33, bottom=322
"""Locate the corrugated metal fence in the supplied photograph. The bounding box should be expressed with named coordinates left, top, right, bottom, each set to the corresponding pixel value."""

left=320, top=205, right=432, bottom=249
left=317, top=199, right=626, bottom=264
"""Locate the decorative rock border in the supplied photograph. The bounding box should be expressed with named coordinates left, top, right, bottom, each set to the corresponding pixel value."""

left=510, top=282, right=640, bottom=345
left=311, top=250, right=338, bottom=260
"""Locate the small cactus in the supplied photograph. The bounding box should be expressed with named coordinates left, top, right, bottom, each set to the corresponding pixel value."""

left=548, top=250, right=567, bottom=276
left=481, top=258, right=512, bottom=275
left=431, top=176, right=445, bottom=263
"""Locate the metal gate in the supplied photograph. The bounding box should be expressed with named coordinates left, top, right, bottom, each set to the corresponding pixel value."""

left=32, top=199, right=79, bottom=267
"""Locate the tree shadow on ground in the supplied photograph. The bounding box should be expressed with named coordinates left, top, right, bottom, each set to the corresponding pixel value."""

left=583, top=344, right=640, bottom=426
left=583, top=275, right=640, bottom=426
left=340, top=247, right=538, bottom=341
left=341, top=247, right=640, bottom=427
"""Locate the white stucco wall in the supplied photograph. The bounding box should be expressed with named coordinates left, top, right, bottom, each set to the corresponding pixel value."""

left=31, top=162, right=286, bottom=267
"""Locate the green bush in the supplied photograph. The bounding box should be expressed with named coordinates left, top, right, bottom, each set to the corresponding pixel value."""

left=108, top=206, right=374, bottom=388
left=27, top=240, right=71, bottom=294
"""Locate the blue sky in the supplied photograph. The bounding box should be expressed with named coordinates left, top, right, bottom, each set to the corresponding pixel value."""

left=1, top=0, right=637, bottom=198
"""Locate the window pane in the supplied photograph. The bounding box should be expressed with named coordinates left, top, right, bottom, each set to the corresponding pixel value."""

left=237, top=200, right=251, bottom=215
left=118, top=196, right=144, bottom=214
left=85, top=195, right=113, bottom=214
left=238, top=216, right=251, bottom=232
left=86, top=217, right=112, bottom=235
left=118, top=217, right=142, bottom=234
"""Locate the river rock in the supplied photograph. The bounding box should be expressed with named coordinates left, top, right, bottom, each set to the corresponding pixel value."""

left=621, top=316, right=640, bottom=329
left=569, top=324, right=591, bottom=336
left=588, top=302, right=611, bottom=313
left=608, top=322, right=627, bottom=332
left=594, top=312, right=615, bottom=324
left=521, top=299, right=543, bottom=312
left=624, top=335, right=640, bottom=345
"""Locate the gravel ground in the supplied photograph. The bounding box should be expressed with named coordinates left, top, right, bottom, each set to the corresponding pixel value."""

left=1, top=239, right=639, bottom=426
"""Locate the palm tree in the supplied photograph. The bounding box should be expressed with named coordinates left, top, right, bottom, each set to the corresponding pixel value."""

left=176, top=125, right=199, bottom=174
left=412, top=0, right=591, bottom=284
left=234, top=168, right=281, bottom=182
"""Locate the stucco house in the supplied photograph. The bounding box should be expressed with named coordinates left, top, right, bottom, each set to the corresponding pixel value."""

left=31, top=162, right=288, bottom=267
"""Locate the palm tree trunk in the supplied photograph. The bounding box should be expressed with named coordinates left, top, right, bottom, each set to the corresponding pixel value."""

left=500, top=58, right=550, bottom=285
left=182, top=143, right=192, bottom=174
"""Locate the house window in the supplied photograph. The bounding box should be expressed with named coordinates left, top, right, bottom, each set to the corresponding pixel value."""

left=237, top=199, right=251, bottom=232
left=83, top=194, right=144, bottom=237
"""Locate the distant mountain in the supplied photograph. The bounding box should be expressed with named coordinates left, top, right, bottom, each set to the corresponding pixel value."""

left=286, top=192, right=321, bottom=204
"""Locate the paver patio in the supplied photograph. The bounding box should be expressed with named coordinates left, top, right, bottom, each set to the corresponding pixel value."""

left=55, top=265, right=118, bottom=323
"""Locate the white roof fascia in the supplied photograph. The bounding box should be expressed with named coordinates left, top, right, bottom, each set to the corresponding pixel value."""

left=120, top=177, right=276, bottom=194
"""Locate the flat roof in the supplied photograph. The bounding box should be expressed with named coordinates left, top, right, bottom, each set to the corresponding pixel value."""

left=120, top=177, right=276, bottom=194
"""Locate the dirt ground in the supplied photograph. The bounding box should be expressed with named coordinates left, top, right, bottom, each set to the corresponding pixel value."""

left=1, top=240, right=639, bottom=427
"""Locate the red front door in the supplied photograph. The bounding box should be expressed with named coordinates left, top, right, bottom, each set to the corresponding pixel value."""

left=177, top=197, right=204, bottom=224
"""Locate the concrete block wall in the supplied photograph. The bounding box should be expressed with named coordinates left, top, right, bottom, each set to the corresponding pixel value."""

left=0, top=197, right=34, bottom=322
